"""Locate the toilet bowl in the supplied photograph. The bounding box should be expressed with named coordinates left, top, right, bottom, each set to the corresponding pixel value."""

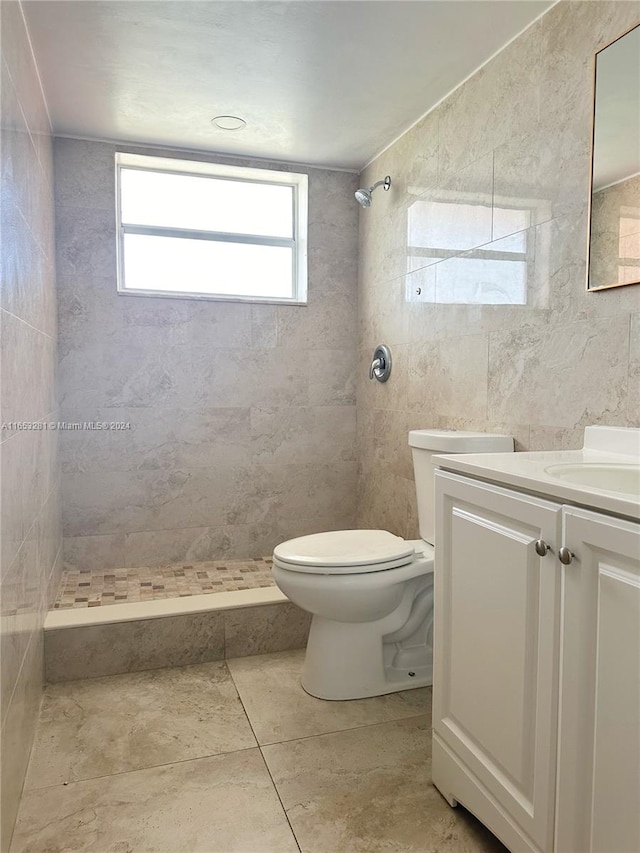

left=272, top=429, right=514, bottom=700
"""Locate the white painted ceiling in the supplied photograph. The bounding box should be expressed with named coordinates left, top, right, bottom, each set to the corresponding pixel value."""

left=24, top=0, right=552, bottom=170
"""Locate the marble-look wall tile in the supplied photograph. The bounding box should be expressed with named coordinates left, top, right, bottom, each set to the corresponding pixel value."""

left=63, top=534, right=126, bottom=572
left=488, top=316, right=630, bottom=428
left=0, top=4, right=61, bottom=851
left=224, top=603, right=311, bottom=659
left=0, top=631, right=43, bottom=853
left=44, top=611, right=226, bottom=682
left=357, top=1, right=640, bottom=536
left=55, top=139, right=359, bottom=569
left=43, top=602, right=310, bottom=682
left=628, top=313, right=640, bottom=423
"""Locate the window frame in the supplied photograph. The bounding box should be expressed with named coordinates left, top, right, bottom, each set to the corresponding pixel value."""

left=115, top=152, right=308, bottom=304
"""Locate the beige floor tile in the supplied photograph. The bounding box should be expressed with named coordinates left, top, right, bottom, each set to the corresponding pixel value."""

left=262, top=716, right=507, bottom=853
left=11, top=749, right=299, bottom=853
left=227, top=649, right=431, bottom=745
left=25, top=661, right=256, bottom=788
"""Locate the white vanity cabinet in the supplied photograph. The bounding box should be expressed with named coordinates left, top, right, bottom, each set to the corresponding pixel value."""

left=432, top=469, right=640, bottom=853
left=555, top=506, right=640, bottom=853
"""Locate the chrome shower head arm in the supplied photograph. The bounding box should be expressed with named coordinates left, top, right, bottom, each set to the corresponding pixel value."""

left=369, top=176, right=391, bottom=192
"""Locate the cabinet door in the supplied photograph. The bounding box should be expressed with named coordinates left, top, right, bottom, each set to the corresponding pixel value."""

left=433, top=471, right=562, bottom=851
left=556, top=507, right=640, bottom=853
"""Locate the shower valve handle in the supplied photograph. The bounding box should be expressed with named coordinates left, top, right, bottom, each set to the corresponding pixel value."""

left=369, top=345, right=392, bottom=382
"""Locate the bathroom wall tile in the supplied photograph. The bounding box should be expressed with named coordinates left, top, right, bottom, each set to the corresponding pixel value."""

left=47, top=546, right=63, bottom=611
left=308, top=348, right=356, bottom=406
left=1, top=6, right=60, bottom=850
left=38, top=488, right=62, bottom=593
left=63, top=533, right=126, bottom=572
left=357, top=466, right=413, bottom=539
left=250, top=406, right=356, bottom=464
left=0, top=538, right=39, bottom=729
left=488, top=316, right=630, bottom=428
left=1, top=632, right=44, bottom=853
left=225, top=462, right=358, bottom=529
left=277, top=292, right=357, bottom=350
left=54, top=205, right=117, bottom=278
left=251, top=303, right=278, bottom=348
left=61, top=467, right=237, bottom=537
left=528, top=426, right=585, bottom=452
left=44, top=611, right=225, bottom=682
left=26, top=662, right=256, bottom=788
left=52, top=137, right=117, bottom=210
left=1, top=431, right=37, bottom=582
left=0, top=310, right=55, bottom=425
left=60, top=407, right=252, bottom=474
left=223, top=603, right=311, bottom=659
left=188, top=347, right=310, bottom=409
left=12, top=749, right=299, bottom=853
left=122, top=522, right=278, bottom=566
left=408, top=334, right=489, bottom=420
left=367, top=409, right=413, bottom=481
left=263, top=715, right=506, bottom=853
left=227, top=649, right=430, bottom=745
left=628, top=313, right=640, bottom=423
left=308, top=246, right=358, bottom=296
left=360, top=275, right=411, bottom=346
left=437, top=17, right=542, bottom=175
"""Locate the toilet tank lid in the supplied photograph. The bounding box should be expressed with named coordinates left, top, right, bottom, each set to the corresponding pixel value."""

left=408, top=429, right=514, bottom=453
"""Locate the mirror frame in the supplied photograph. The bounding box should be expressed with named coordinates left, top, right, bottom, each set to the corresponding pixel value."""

left=586, top=20, right=640, bottom=293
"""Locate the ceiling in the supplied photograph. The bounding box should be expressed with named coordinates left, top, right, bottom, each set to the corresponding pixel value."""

left=24, top=0, right=552, bottom=171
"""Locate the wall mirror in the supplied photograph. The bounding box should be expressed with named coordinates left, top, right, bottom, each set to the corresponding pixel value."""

left=587, top=22, right=640, bottom=291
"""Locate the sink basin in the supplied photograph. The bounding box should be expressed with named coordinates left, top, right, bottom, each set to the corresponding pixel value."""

left=545, top=463, right=640, bottom=495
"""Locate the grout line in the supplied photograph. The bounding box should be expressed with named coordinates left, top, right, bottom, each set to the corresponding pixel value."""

left=258, top=708, right=433, bottom=750
left=23, top=742, right=262, bottom=795
left=256, top=748, right=303, bottom=853
left=226, top=663, right=303, bottom=851
left=0, top=305, right=55, bottom=341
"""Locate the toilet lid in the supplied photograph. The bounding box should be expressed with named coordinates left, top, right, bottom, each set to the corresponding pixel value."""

left=273, top=530, right=415, bottom=574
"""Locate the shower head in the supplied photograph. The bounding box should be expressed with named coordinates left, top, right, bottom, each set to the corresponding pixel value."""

left=355, top=175, right=391, bottom=208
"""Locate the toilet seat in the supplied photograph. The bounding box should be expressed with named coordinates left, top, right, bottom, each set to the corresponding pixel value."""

left=273, top=529, right=416, bottom=575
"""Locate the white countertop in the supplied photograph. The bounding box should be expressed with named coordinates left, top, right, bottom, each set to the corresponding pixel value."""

left=435, top=447, right=640, bottom=520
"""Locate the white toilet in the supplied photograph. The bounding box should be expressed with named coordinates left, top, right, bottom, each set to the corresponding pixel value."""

left=272, top=429, right=514, bottom=700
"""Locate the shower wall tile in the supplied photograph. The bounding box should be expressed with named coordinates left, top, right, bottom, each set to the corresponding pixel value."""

left=43, top=602, right=311, bottom=682
left=44, top=612, right=226, bottom=682
left=63, top=534, right=127, bottom=572
left=224, top=602, right=311, bottom=659
left=487, top=316, right=630, bottom=428
left=121, top=514, right=347, bottom=568
left=0, top=4, right=61, bottom=850
left=55, top=139, right=359, bottom=568
left=357, top=0, right=640, bottom=537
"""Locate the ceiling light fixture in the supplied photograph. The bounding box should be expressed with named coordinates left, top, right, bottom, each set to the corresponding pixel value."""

left=211, top=115, right=247, bottom=131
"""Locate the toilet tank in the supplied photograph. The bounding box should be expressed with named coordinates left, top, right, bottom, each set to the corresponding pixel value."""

left=408, top=430, right=514, bottom=545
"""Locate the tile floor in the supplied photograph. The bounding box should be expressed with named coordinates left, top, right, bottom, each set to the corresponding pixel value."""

left=54, top=558, right=275, bottom=609
left=11, top=649, right=508, bottom=853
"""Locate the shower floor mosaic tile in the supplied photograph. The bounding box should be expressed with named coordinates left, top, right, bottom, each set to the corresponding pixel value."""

left=54, top=557, right=276, bottom=609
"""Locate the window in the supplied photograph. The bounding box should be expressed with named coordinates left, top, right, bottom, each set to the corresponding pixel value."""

left=116, top=153, right=308, bottom=303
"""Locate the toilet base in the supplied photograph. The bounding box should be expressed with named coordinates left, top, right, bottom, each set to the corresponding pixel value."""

left=300, top=611, right=433, bottom=701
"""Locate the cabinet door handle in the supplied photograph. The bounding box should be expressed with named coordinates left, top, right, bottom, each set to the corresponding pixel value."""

left=535, top=539, right=551, bottom=557
left=558, top=547, right=574, bottom=565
